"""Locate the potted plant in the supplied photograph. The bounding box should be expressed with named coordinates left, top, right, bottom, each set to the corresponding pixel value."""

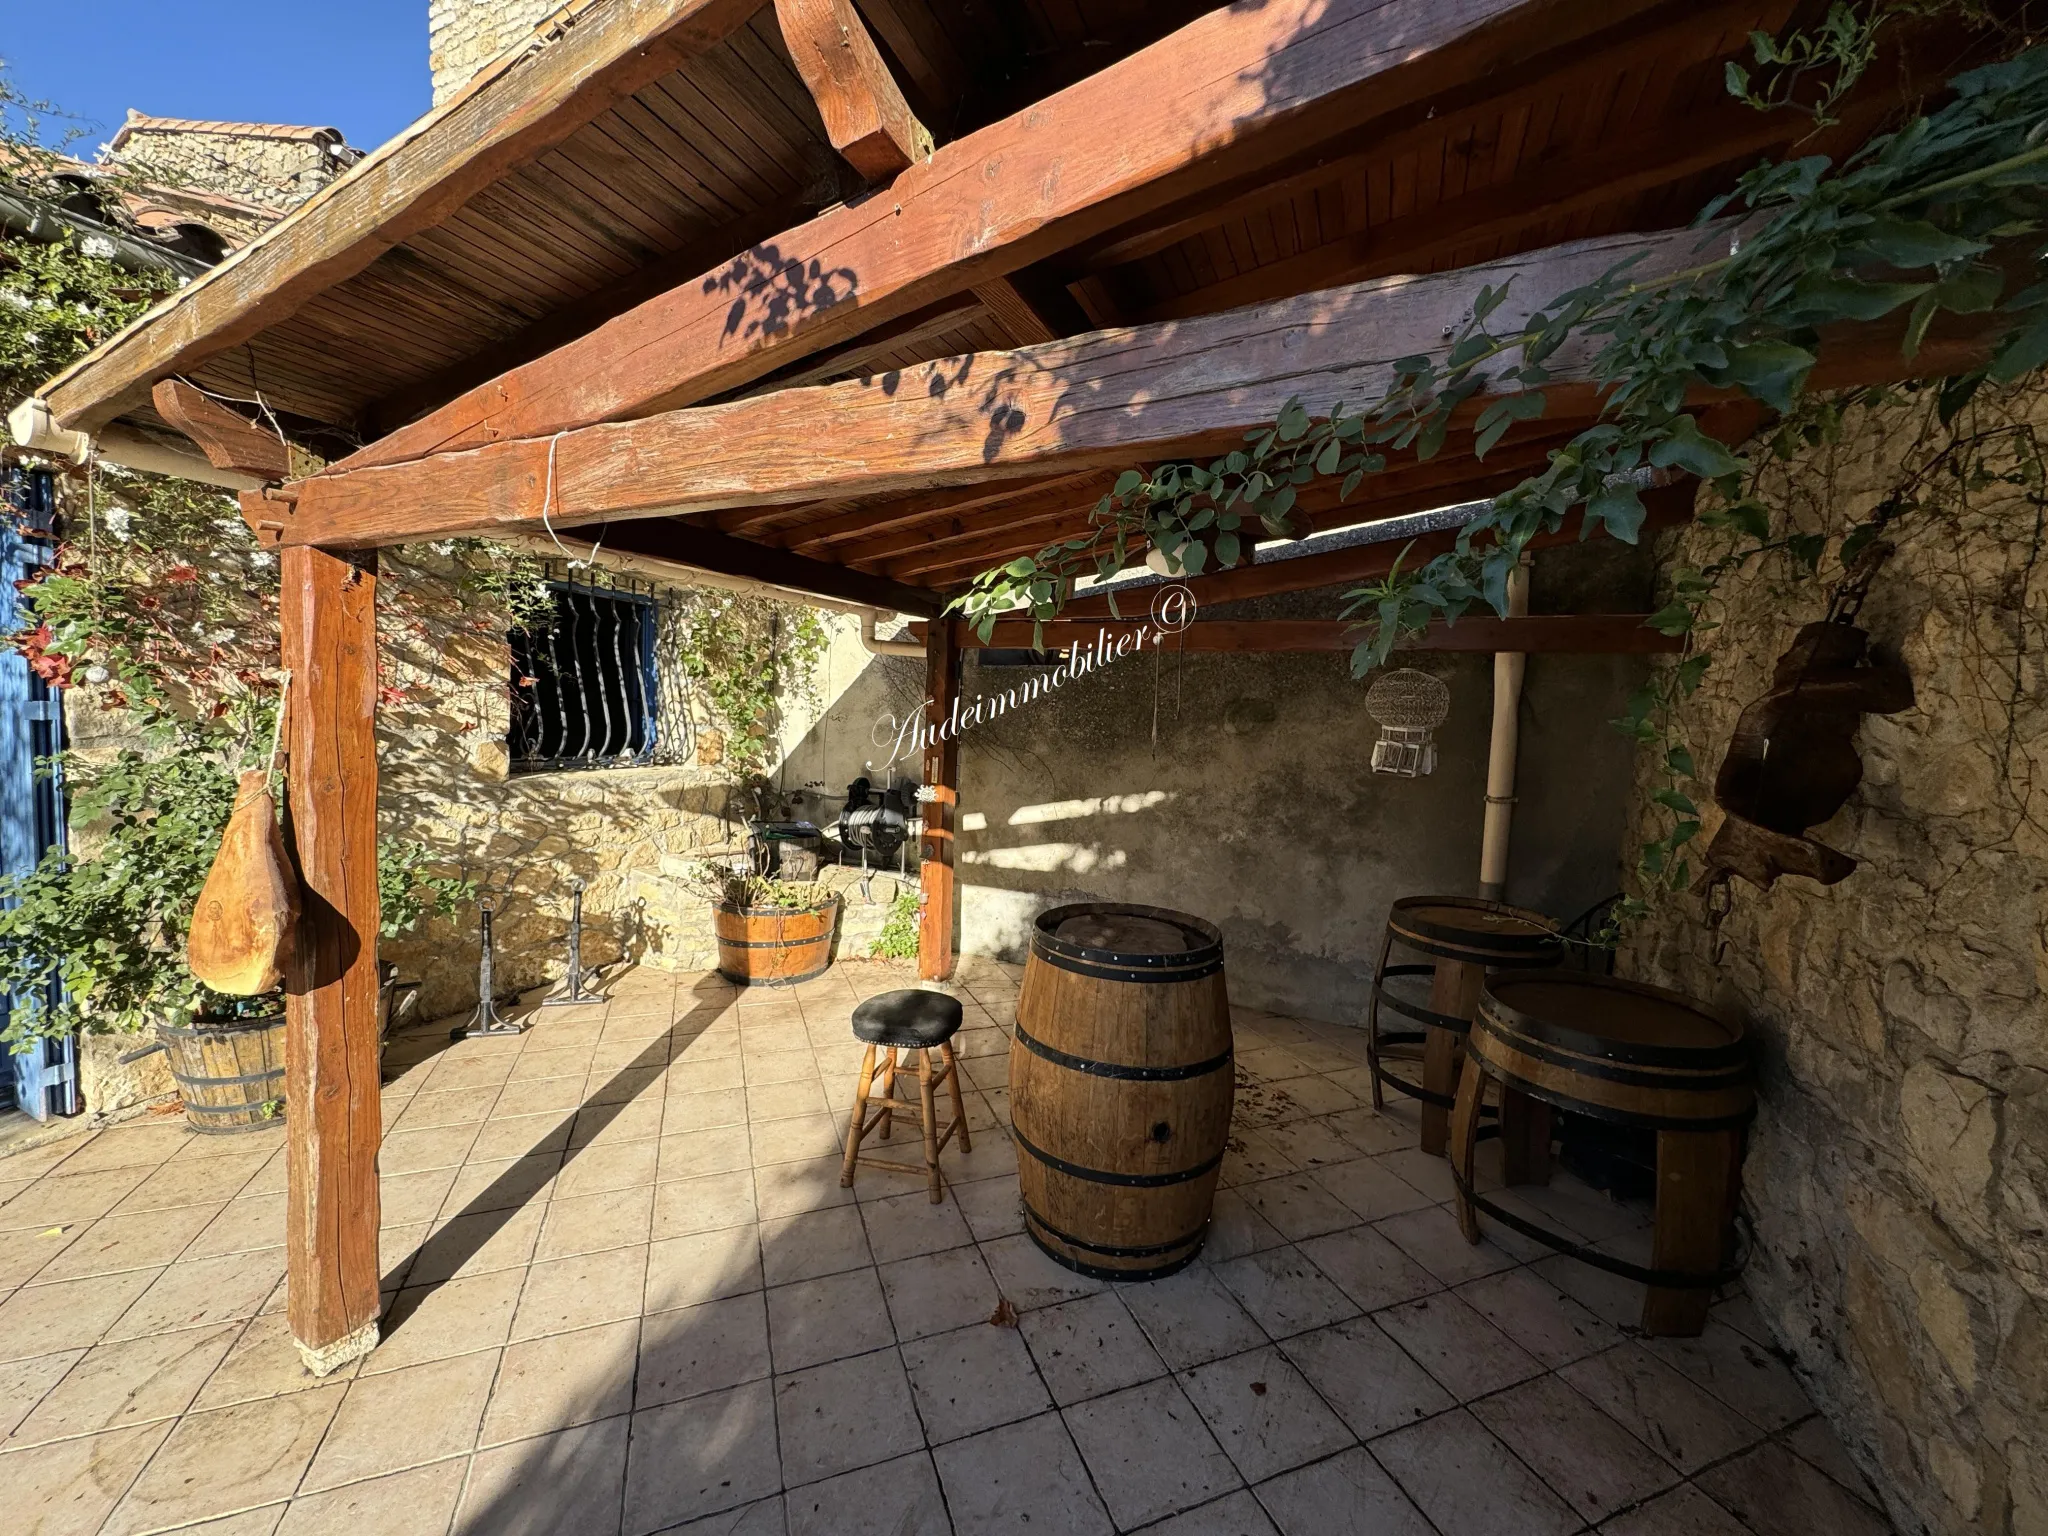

left=686, top=858, right=840, bottom=987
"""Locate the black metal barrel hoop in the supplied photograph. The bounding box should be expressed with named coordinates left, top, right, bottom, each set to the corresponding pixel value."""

left=1364, top=894, right=1564, bottom=1115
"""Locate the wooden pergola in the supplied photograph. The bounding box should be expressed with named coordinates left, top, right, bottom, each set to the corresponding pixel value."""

left=27, top=0, right=1994, bottom=1371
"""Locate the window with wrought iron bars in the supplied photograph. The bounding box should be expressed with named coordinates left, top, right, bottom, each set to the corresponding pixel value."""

left=508, top=578, right=665, bottom=772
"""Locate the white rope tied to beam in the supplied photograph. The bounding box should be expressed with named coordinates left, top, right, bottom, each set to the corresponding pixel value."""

left=536, top=430, right=605, bottom=570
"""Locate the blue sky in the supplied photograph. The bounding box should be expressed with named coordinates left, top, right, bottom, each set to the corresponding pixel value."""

left=3, top=1, right=428, bottom=157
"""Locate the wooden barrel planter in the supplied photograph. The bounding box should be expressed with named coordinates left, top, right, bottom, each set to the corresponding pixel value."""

left=715, top=898, right=838, bottom=987
left=1011, top=902, right=1233, bottom=1280
left=158, top=1009, right=289, bottom=1135
left=1451, top=972, right=1756, bottom=1335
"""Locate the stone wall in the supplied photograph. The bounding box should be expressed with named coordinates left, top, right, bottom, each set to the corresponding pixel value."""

left=109, top=123, right=352, bottom=214
left=1620, top=387, right=2048, bottom=1536
left=429, top=0, right=561, bottom=104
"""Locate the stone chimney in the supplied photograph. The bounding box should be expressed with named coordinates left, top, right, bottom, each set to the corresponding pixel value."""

left=428, top=0, right=564, bottom=105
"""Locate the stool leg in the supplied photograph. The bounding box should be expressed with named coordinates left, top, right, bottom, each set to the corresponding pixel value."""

left=1449, top=1055, right=1488, bottom=1243
left=1367, top=931, right=1393, bottom=1111
left=942, top=1042, right=971, bottom=1153
left=878, top=1048, right=897, bottom=1140
left=917, top=1048, right=943, bottom=1203
left=1421, top=958, right=1483, bottom=1156
left=1642, top=1127, right=1743, bottom=1337
left=1499, top=1089, right=1553, bottom=1187
left=840, top=1043, right=877, bottom=1188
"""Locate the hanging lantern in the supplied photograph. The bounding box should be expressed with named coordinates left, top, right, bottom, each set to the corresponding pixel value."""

left=1364, top=667, right=1450, bottom=777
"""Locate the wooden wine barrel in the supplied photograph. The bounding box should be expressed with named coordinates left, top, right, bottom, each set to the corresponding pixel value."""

left=715, top=899, right=837, bottom=986
left=1384, top=895, right=1565, bottom=968
left=1011, top=902, right=1233, bottom=1280
left=159, top=1012, right=288, bottom=1135
left=1470, top=974, right=1755, bottom=1129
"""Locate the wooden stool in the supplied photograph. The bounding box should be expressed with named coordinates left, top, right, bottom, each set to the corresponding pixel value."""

left=840, top=989, right=971, bottom=1202
left=1366, top=896, right=1563, bottom=1161
left=1449, top=973, right=1755, bottom=1336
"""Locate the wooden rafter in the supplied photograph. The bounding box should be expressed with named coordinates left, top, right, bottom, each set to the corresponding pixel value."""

left=938, top=615, right=1681, bottom=654
left=152, top=380, right=292, bottom=482
left=566, top=514, right=946, bottom=615
left=773, top=0, right=932, bottom=181
left=318, top=0, right=1671, bottom=474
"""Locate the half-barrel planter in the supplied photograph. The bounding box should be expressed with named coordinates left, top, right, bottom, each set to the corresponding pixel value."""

left=714, top=896, right=838, bottom=986
left=1011, top=902, right=1233, bottom=1280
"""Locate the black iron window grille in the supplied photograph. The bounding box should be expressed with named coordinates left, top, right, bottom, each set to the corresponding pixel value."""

left=508, top=579, right=662, bottom=772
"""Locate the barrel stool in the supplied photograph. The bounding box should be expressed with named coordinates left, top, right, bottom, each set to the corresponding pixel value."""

left=1449, top=973, right=1755, bottom=1336
left=1012, top=902, right=1233, bottom=1281
left=839, top=989, right=971, bottom=1203
left=1366, top=896, right=1563, bottom=1162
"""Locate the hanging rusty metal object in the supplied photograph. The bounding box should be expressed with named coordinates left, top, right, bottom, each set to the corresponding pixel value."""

left=1699, top=545, right=1914, bottom=894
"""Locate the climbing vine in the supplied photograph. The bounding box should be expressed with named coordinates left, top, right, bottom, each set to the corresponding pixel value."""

left=957, top=25, right=2048, bottom=906
left=675, top=588, right=830, bottom=773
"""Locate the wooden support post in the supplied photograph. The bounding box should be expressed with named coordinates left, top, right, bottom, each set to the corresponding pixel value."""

left=278, top=544, right=383, bottom=1375
left=1421, top=958, right=1483, bottom=1157
left=774, top=0, right=932, bottom=182
left=918, top=618, right=961, bottom=981
left=1643, top=1128, right=1743, bottom=1337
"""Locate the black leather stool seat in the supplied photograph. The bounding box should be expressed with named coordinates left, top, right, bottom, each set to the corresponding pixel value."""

left=852, top=989, right=964, bottom=1048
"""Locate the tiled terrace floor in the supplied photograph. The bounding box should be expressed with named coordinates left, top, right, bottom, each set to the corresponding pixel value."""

left=1, top=959, right=1896, bottom=1536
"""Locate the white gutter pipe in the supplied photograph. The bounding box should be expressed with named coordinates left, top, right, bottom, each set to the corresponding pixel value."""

left=1478, top=555, right=1531, bottom=902
left=8, top=396, right=266, bottom=491
left=860, top=608, right=925, bottom=657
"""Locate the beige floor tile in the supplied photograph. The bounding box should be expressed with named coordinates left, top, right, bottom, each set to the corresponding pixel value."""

left=1325, top=1107, right=1421, bottom=1159
left=784, top=1449, right=950, bottom=1536
left=0, top=1166, right=154, bottom=1231
left=1179, top=1344, right=1353, bottom=1482
left=1696, top=1438, right=1894, bottom=1536
left=2, top=1418, right=172, bottom=1536
left=490, top=1076, right=590, bottom=1119
left=1786, top=1412, right=1882, bottom=1502
left=192, top=1314, right=359, bottom=1410
left=1118, top=1264, right=1269, bottom=1370
left=427, top=1052, right=521, bottom=1091
left=774, top=1347, right=925, bottom=1487
left=106, top=1248, right=285, bottom=1340
left=745, top=1078, right=832, bottom=1123
left=1202, top=1190, right=1289, bottom=1262
left=0, top=1216, right=83, bottom=1290
left=749, top=1113, right=841, bottom=1168
left=1237, top=1175, right=1364, bottom=1242
left=752, top=1155, right=855, bottom=1220
left=512, top=1246, right=649, bottom=1341
left=880, top=1245, right=1001, bottom=1341
left=0, top=1349, right=83, bottom=1438
left=760, top=1205, right=871, bottom=1285
left=104, top=1385, right=345, bottom=1534
left=662, top=1087, right=749, bottom=1132
left=1372, top=1290, right=1543, bottom=1401
left=646, top=1226, right=763, bottom=1312
left=302, top=1349, right=499, bottom=1492
left=951, top=1176, right=1024, bottom=1243
left=481, top=1317, right=637, bottom=1445
left=185, top=1193, right=289, bottom=1260
left=572, top=1101, right=667, bottom=1148
left=1599, top=1481, right=1754, bottom=1536
left=537, top=1186, right=655, bottom=1260
left=658, top=1125, right=754, bottom=1182
left=901, top=1319, right=1052, bottom=1444
left=50, top=1123, right=194, bottom=1174
left=624, top=1380, right=780, bottom=1533
left=671, top=1054, right=745, bottom=1093
left=0, top=1132, right=96, bottom=1180
left=365, top=1268, right=526, bottom=1374
left=33, top=1201, right=219, bottom=1282
left=860, top=1186, right=975, bottom=1265
left=978, top=1232, right=1104, bottom=1312
left=1471, top=1372, right=1680, bottom=1521
left=1064, top=1376, right=1241, bottom=1527
left=1280, top=1315, right=1452, bottom=1439
left=380, top=1123, right=483, bottom=1176
left=1455, top=1266, right=1620, bottom=1368
left=145, top=1504, right=286, bottom=1535
left=586, top=1066, right=666, bottom=1108
left=409, top=1204, right=546, bottom=1286
left=7, top=1323, right=239, bottom=1447
left=393, top=1086, right=504, bottom=1132
left=1559, top=1343, right=1764, bottom=1474
left=1017, top=1290, right=1165, bottom=1405
left=509, top=1046, right=597, bottom=1083
left=1257, top=1444, right=1433, bottom=1536
left=1221, top=1127, right=1303, bottom=1185
left=0, top=1267, right=163, bottom=1360
left=1373, top=1406, right=1578, bottom=1536
left=1649, top=1320, right=1816, bottom=1432
left=637, top=1292, right=771, bottom=1408
left=440, top=1154, right=557, bottom=1217
left=379, top=1167, right=463, bottom=1228
left=553, top=1139, right=660, bottom=1200
left=767, top=1266, right=894, bottom=1371
left=468, top=1111, right=574, bottom=1163
left=1308, top=1157, right=1434, bottom=1222
left=1260, top=1119, right=1359, bottom=1170
left=1373, top=1203, right=1521, bottom=1285
left=1140, top=1489, right=1281, bottom=1535
left=653, top=1172, right=760, bottom=1239
left=276, top=1458, right=468, bottom=1535
left=1209, top=1247, right=1358, bottom=1339
left=462, top=1414, right=630, bottom=1536
left=1294, top=1225, right=1440, bottom=1314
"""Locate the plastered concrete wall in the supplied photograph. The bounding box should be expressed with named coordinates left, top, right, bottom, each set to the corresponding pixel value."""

left=1620, top=387, right=2048, bottom=1536
left=429, top=0, right=560, bottom=104
left=921, top=542, right=1653, bottom=1023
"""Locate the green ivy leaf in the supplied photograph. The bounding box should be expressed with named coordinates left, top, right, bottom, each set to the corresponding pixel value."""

left=1648, top=416, right=1743, bottom=479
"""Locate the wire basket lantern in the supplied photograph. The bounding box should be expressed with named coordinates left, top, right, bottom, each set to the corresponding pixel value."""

left=1364, top=667, right=1451, bottom=777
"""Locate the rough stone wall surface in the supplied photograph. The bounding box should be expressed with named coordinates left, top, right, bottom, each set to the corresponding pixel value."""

left=429, top=0, right=561, bottom=104
left=1620, top=390, right=2048, bottom=1536
left=109, top=127, right=345, bottom=213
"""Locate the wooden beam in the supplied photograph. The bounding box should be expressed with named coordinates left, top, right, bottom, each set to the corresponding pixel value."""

left=42, top=0, right=765, bottom=433
left=152, top=379, right=293, bottom=482
left=971, top=273, right=1091, bottom=346
left=946, top=615, right=1680, bottom=654
left=774, top=0, right=932, bottom=182
left=919, top=620, right=961, bottom=981
left=766, top=472, right=1099, bottom=552
left=568, top=516, right=946, bottom=616
left=322, top=0, right=1667, bottom=473
left=279, top=544, right=382, bottom=1375
left=735, top=293, right=987, bottom=398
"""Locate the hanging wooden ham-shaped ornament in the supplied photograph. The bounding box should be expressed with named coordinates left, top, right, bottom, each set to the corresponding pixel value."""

left=188, top=769, right=300, bottom=995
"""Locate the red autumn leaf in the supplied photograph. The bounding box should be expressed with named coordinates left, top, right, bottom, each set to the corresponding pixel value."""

left=164, top=564, right=200, bottom=584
